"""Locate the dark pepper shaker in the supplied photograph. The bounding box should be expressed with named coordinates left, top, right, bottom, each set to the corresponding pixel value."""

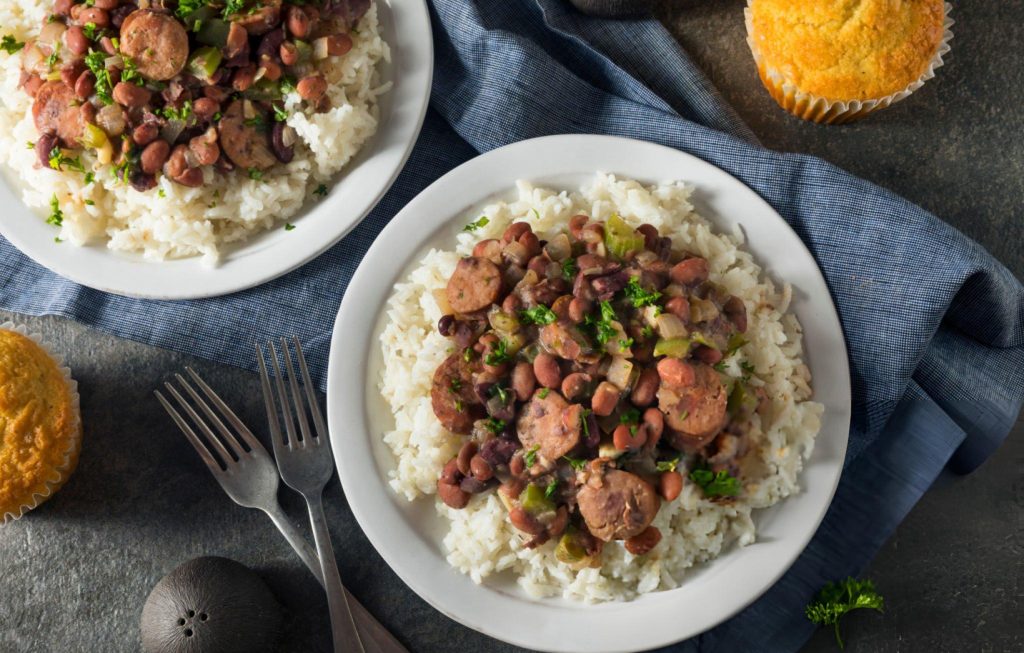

left=567, top=0, right=653, bottom=18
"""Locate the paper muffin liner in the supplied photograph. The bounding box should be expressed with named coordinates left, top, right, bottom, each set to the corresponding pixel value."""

left=0, top=322, right=82, bottom=524
left=745, top=2, right=954, bottom=124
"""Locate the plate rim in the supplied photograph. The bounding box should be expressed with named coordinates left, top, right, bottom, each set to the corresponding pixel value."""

left=0, top=0, right=433, bottom=300
left=326, top=134, right=851, bottom=653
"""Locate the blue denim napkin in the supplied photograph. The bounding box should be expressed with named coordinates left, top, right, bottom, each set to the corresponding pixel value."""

left=2, top=1, right=1022, bottom=650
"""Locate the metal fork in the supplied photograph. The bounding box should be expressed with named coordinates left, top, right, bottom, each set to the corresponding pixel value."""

left=258, top=337, right=364, bottom=653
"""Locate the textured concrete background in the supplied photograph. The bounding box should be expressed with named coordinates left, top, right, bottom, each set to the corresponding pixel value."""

left=1, top=1, right=1022, bottom=652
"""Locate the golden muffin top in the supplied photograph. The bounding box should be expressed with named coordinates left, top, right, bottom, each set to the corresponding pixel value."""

left=0, top=329, right=79, bottom=517
left=748, top=0, right=946, bottom=101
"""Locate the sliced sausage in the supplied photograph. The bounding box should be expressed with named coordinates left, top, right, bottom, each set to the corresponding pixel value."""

left=32, top=82, right=86, bottom=147
left=659, top=362, right=728, bottom=450
left=516, top=390, right=581, bottom=462
left=445, top=256, right=502, bottom=314
left=119, top=10, right=189, bottom=81
left=217, top=99, right=278, bottom=171
left=577, top=468, right=659, bottom=542
left=430, top=353, right=485, bottom=435
left=539, top=322, right=589, bottom=360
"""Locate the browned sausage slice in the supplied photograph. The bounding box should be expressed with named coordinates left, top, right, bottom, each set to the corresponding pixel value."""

left=515, top=389, right=581, bottom=462
left=229, top=0, right=282, bottom=35
left=539, top=322, right=590, bottom=361
left=32, top=82, right=86, bottom=147
left=119, top=10, right=189, bottom=81
left=217, top=99, right=278, bottom=171
left=430, top=354, right=485, bottom=434
left=659, top=362, right=728, bottom=450
left=577, top=468, right=659, bottom=542
left=446, top=257, right=502, bottom=314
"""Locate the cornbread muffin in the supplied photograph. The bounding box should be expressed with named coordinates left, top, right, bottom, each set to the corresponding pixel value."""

left=746, top=0, right=952, bottom=123
left=0, top=326, right=81, bottom=523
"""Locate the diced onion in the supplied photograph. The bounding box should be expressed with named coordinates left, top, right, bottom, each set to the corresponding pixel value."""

left=38, top=22, right=66, bottom=49
left=502, top=240, right=529, bottom=267
left=487, top=306, right=520, bottom=335
left=431, top=289, right=451, bottom=315
left=281, top=126, right=297, bottom=147
left=606, top=356, right=634, bottom=390
left=689, top=297, right=720, bottom=323
left=543, top=233, right=571, bottom=261
left=160, top=119, right=186, bottom=144
left=96, top=105, right=126, bottom=137
left=656, top=313, right=688, bottom=340
left=312, top=37, right=330, bottom=61
left=22, top=45, right=47, bottom=75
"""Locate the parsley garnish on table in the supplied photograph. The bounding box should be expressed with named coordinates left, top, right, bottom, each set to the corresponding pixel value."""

left=805, top=577, right=885, bottom=649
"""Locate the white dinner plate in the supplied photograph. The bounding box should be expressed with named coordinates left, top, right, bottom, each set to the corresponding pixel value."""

left=327, top=135, right=851, bottom=653
left=0, top=0, right=432, bottom=300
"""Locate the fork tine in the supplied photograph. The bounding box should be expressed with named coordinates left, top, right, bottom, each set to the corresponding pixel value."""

left=185, top=366, right=264, bottom=453
left=280, top=337, right=314, bottom=447
left=292, top=336, right=328, bottom=441
left=155, top=390, right=224, bottom=473
left=174, top=373, right=248, bottom=459
left=267, top=340, right=299, bottom=448
left=256, top=343, right=286, bottom=451
left=163, top=381, right=236, bottom=466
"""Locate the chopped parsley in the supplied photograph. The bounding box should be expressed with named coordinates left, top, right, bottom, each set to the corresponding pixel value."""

left=284, top=223, right=296, bottom=231
left=244, top=114, right=268, bottom=131
left=158, top=188, right=166, bottom=198
left=279, top=76, right=297, bottom=95
left=83, top=199, right=94, bottom=206
left=531, top=208, right=540, bottom=220
left=120, top=54, right=142, bottom=85
left=175, top=0, right=207, bottom=18
left=583, top=300, right=618, bottom=346
left=248, top=168, right=264, bottom=182
left=222, top=0, right=246, bottom=19
left=46, top=195, right=63, bottom=226
left=561, top=257, right=577, bottom=282
left=462, top=347, right=475, bottom=363
left=84, top=172, right=95, bottom=185
left=483, top=339, right=511, bottom=366
left=544, top=478, right=558, bottom=499
left=623, top=276, right=662, bottom=308
left=689, top=464, right=741, bottom=498
left=48, top=147, right=85, bottom=173
left=524, top=444, right=540, bottom=468
left=462, top=216, right=489, bottom=232
left=640, top=324, right=654, bottom=339
left=82, top=22, right=101, bottom=42
left=454, top=399, right=464, bottom=413
left=579, top=408, right=591, bottom=438
left=806, top=578, right=884, bottom=649
left=449, top=378, right=462, bottom=392
left=489, top=383, right=510, bottom=404
left=26, top=141, right=35, bottom=150
left=45, top=43, right=61, bottom=71
left=1, top=35, right=25, bottom=55
left=655, top=456, right=681, bottom=473
left=618, top=337, right=634, bottom=349
left=161, top=101, right=194, bottom=122
left=519, top=304, right=557, bottom=326
left=483, top=418, right=506, bottom=433
left=313, top=184, right=328, bottom=198
left=562, top=455, right=586, bottom=471
left=272, top=104, right=288, bottom=122
left=84, top=51, right=114, bottom=105
left=619, top=408, right=640, bottom=424
left=538, top=388, right=550, bottom=399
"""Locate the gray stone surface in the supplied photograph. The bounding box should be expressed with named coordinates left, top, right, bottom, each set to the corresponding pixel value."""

left=1, top=2, right=1022, bottom=652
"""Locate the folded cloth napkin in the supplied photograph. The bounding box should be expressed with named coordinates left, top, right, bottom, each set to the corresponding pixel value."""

left=2, top=1, right=1022, bottom=650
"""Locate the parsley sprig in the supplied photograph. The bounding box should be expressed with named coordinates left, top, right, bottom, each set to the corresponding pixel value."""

left=805, top=578, right=884, bottom=649
left=463, top=216, right=489, bottom=232
left=1, top=35, right=25, bottom=55
left=519, top=305, right=556, bottom=326
left=484, top=339, right=511, bottom=366
left=688, top=463, right=740, bottom=498
left=623, top=275, right=662, bottom=308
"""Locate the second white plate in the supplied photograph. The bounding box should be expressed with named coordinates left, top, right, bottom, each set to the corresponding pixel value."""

left=327, top=134, right=851, bottom=653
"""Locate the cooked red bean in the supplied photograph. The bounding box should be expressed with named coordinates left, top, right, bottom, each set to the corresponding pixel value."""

left=35, top=132, right=58, bottom=169
left=297, top=74, right=328, bottom=101
left=502, top=222, right=531, bottom=244
left=656, top=358, right=695, bottom=388
left=77, top=6, right=109, bottom=28
left=437, top=480, right=470, bottom=509
left=724, top=295, right=747, bottom=333
left=509, top=506, right=545, bottom=535
left=567, top=297, right=590, bottom=323
left=21, top=74, right=44, bottom=98
left=511, top=362, right=537, bottom=402
left=327, top=33, right=353, bottom=56
left=457, top=441, right=478, bottom=476
left=630, top=367, right=661, bottom=407
left=440, top=458, right=461, bottom=485
left=560, top=372, right=591, bottom=402
left=59, top=64, right=83, bottom=89
left=139, top=139, right=170, bottom=175
left=164, top=144, right=188, bottom=179
left=659, top=471, right=683, bottom=502
left=99, top=35, right=117, bottom=55
left=65, top=26, right=89, bottom=56
left=469, top=454, right=493, bottom=481
left=73, top=71, right=94, bottom=101
left=693, top=345, right=723, bottom=366
left=642, top=407, right=664, bottom=448
left=112, top=81, right=152, bottom=108
left=279, top=41, right=299, bottom=66
left=53, top=0, right=73, bottom=17
left=93, top=0, right=120, bottom=9
left=193, top=97, right=220, bottom=122
left=119, top=10, right=189, bottom=81
left=132, top=123, right=159, bottom=147
left=532, top=352, right=562, bottom=389
left=637, top=223, right=659, bottom=250
left=286, top=5, right=312, bottom=39
left=612, top=423, right=645, bottom=452
left=624, top=526, right=662, bottom=555
left=231, top=65, right=258, bottom=92
left=189, top=129, right=221, bottom=167
left=664, top=296, right=690, bottom=322
left=509, top=452, right=526, bottom=476
left=548, top=505, right=570, bottom=539
left=669, top=257, right=709, bottom=286
left=173, top=167, right=204, bottom=188
left=590, top=381, right=620, bottom=417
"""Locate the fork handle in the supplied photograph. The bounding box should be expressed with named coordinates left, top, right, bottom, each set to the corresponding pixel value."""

left=264, top=506, right=325, bottom=586
left=306, top=492, right=365, bottom=653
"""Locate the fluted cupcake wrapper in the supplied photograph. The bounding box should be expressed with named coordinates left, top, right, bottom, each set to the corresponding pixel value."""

left=745, top=2, right=954, bottom=125
left=0, top=322, right=82, bottom=524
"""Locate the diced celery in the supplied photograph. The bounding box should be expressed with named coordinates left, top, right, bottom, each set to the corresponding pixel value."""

left=294, top=39, right=313, bottom=64
left=555, top=530, right=587, bottom=564
left=727, top=381, right=758, bottom=416
left=196, top=18, right=230, bottom=48
left=690, top=331, right=717, bottom=350
left=653, top=337, right=691, bottom=358
left=188, top=46, right=222, bottom=82
left=519, top=484, right=555, bottom=516
left=726, top=332, right=748, bottom=355
left=604, top=213, right=645, bottom=259
left=79, top=123, right=108, bottom=150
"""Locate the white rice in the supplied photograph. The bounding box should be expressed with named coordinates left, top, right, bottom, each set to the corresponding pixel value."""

left=0, top=1, right=389, bottom=263
left=379, top=174, right=824, bottom=603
